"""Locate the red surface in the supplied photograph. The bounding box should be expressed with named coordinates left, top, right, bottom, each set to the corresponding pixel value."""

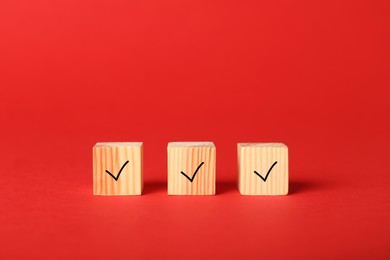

left=1, top=0, right=389, bottom=259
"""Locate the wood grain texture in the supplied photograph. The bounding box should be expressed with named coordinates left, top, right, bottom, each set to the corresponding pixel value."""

left=238, top=143, right=288, bottom=195
left=168, top=142, right=216, bottom=195
left=93, top=142, right=143, bottom=195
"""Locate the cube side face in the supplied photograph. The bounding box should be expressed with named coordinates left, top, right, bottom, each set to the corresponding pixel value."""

left=237, top=143, right=243, bottom=191
left=140, top=144, right=144, bottom=194
left=93, top=143, right=143, bottom=195
left=238, top=143, right=288, bottom=195
left=168, top=145, right=216, bottom=195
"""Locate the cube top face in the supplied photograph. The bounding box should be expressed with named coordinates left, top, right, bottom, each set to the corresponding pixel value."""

left=168, top=142, right=214, bottom=148
left=93, top=142, right=143, bottom=196
left=238, top=142, right=288, bottom=195
left=168, top=142, right=216, bottom=195
left=95, top=142, right=143, bottom=148
left=238, top=143, right=287, bottom=148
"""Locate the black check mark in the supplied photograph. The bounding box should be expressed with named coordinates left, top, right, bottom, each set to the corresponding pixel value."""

left=181, top=162, right=204, bottom=183
left=254, top=161, right=278, bottom=182
left=105, top=160, right=129, bottom=181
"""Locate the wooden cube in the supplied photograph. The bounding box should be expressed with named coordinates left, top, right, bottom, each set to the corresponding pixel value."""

left=238, top=143, right=288, bottom=195
left=93, top=142, right=143, bottom=195
left=168, top=142, right=216, bottom=195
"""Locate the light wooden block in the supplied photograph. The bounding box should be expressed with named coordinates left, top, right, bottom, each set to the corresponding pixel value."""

left=238, top=143, right=288, bottom=195
left=168, top=142, right=216, bottom=195
left=93, top=142, right=143, bottom=195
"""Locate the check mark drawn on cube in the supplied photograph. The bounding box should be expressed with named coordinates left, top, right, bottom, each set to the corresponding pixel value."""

left=254, top=161, right=278, bottom=182
left=105, top=160, right=129, bottom=181
left=180, top=162, right=205, bottom=183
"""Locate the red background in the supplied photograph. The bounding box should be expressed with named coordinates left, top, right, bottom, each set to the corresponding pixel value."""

left=1, top=0, right=389, bottom=259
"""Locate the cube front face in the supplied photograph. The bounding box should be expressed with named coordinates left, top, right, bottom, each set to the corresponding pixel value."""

left=238, top=143, right=288, bottom=195
left=93, top=142, right=143, bottom=195
left=168, top=142, right=216, bottom=195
